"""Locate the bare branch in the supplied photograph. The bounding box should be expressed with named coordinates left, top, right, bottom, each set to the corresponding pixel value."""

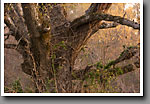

left=99, top=22, right=119, bottom=29
left=85, top=3, right=99, bottom=14
left=71, top=13, right=140, bottom=30
left=85, top=3, right=112, bottom=14
left=4, top=14, right=17, bottom=36
left=4, top=4, right=29, bottom=41
left=91, top=22, right=119, bottom=35
left=12, top=3, right=23, bottom=17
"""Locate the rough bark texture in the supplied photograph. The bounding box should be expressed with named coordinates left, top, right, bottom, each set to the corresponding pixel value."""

left=4, top=3, right=140, bottom=93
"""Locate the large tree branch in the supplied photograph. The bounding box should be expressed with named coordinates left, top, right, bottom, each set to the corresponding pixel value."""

left=85, top=3, right=112, bottom=14
left=12, top=3, right=23, bottom=17
left=5, top=4, right=29, bottom=39
left=4, top=4, right=30, bottom=49
left=4, top=13, right=17, bottom=37
left=98, top=22, right=118, bottom=29
left=71, top=13, right=140, bottom=30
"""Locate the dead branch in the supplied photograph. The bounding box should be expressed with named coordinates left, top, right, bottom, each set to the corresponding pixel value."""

left=91, top=22, right=119, bottom=35
left=4, top=14, right=17, bottom=37
left=4, top=4, right=29, bottom=41
left=85, top=3, right=112, bottom=14
left=99, top=22, right=119, bottom=29
left=12, top=3, right=23, bottom=17
left=71, top=13, right=140, bottom=30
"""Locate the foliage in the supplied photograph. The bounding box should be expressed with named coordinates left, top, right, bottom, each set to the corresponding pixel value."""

left=104, top=60, right=115, bottom=69
left=5, top=79, right=23, bottom=93
left=96, top=61, right=103, bottom=69
left=12, top=79, right=23, bottom=93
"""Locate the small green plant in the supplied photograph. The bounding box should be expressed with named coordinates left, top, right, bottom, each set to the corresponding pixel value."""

left=12, top=79, right=23, bottom=93
left=122, top=45, right=126, bottom=49
left=51, top=52, right=58, bottom=93
left=96, top=62, right=103, bottom=69
left=81, top=47, right=86, bottom=52
left=127, top=45, right=134, bottom=49
left=53, top=41, right=67, bottom=50
left=104, top=60, right=115, bottom=69
left=120, top=45, right=135, bottom=57
left=4, top=87, right=10, bottom=93
left=115, top=67, right=123, bottom=75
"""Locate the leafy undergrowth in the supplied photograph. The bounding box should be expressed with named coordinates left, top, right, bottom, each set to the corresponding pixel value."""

left=5, top=79, right=23, bottom=93
left=73, top=58, right=140, bottom=93
left=4, top=79, right=34, bottom=93
left=5, top=61, right=139, bottom=93
left=5, top=45, right=140, bottom=93
left=73, top=68, right=139, bottom=93
left=74, top=67, right=119, bottom=93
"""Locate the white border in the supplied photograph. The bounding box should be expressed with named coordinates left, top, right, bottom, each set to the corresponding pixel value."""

left=1, top=0, right=143, bottom=96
